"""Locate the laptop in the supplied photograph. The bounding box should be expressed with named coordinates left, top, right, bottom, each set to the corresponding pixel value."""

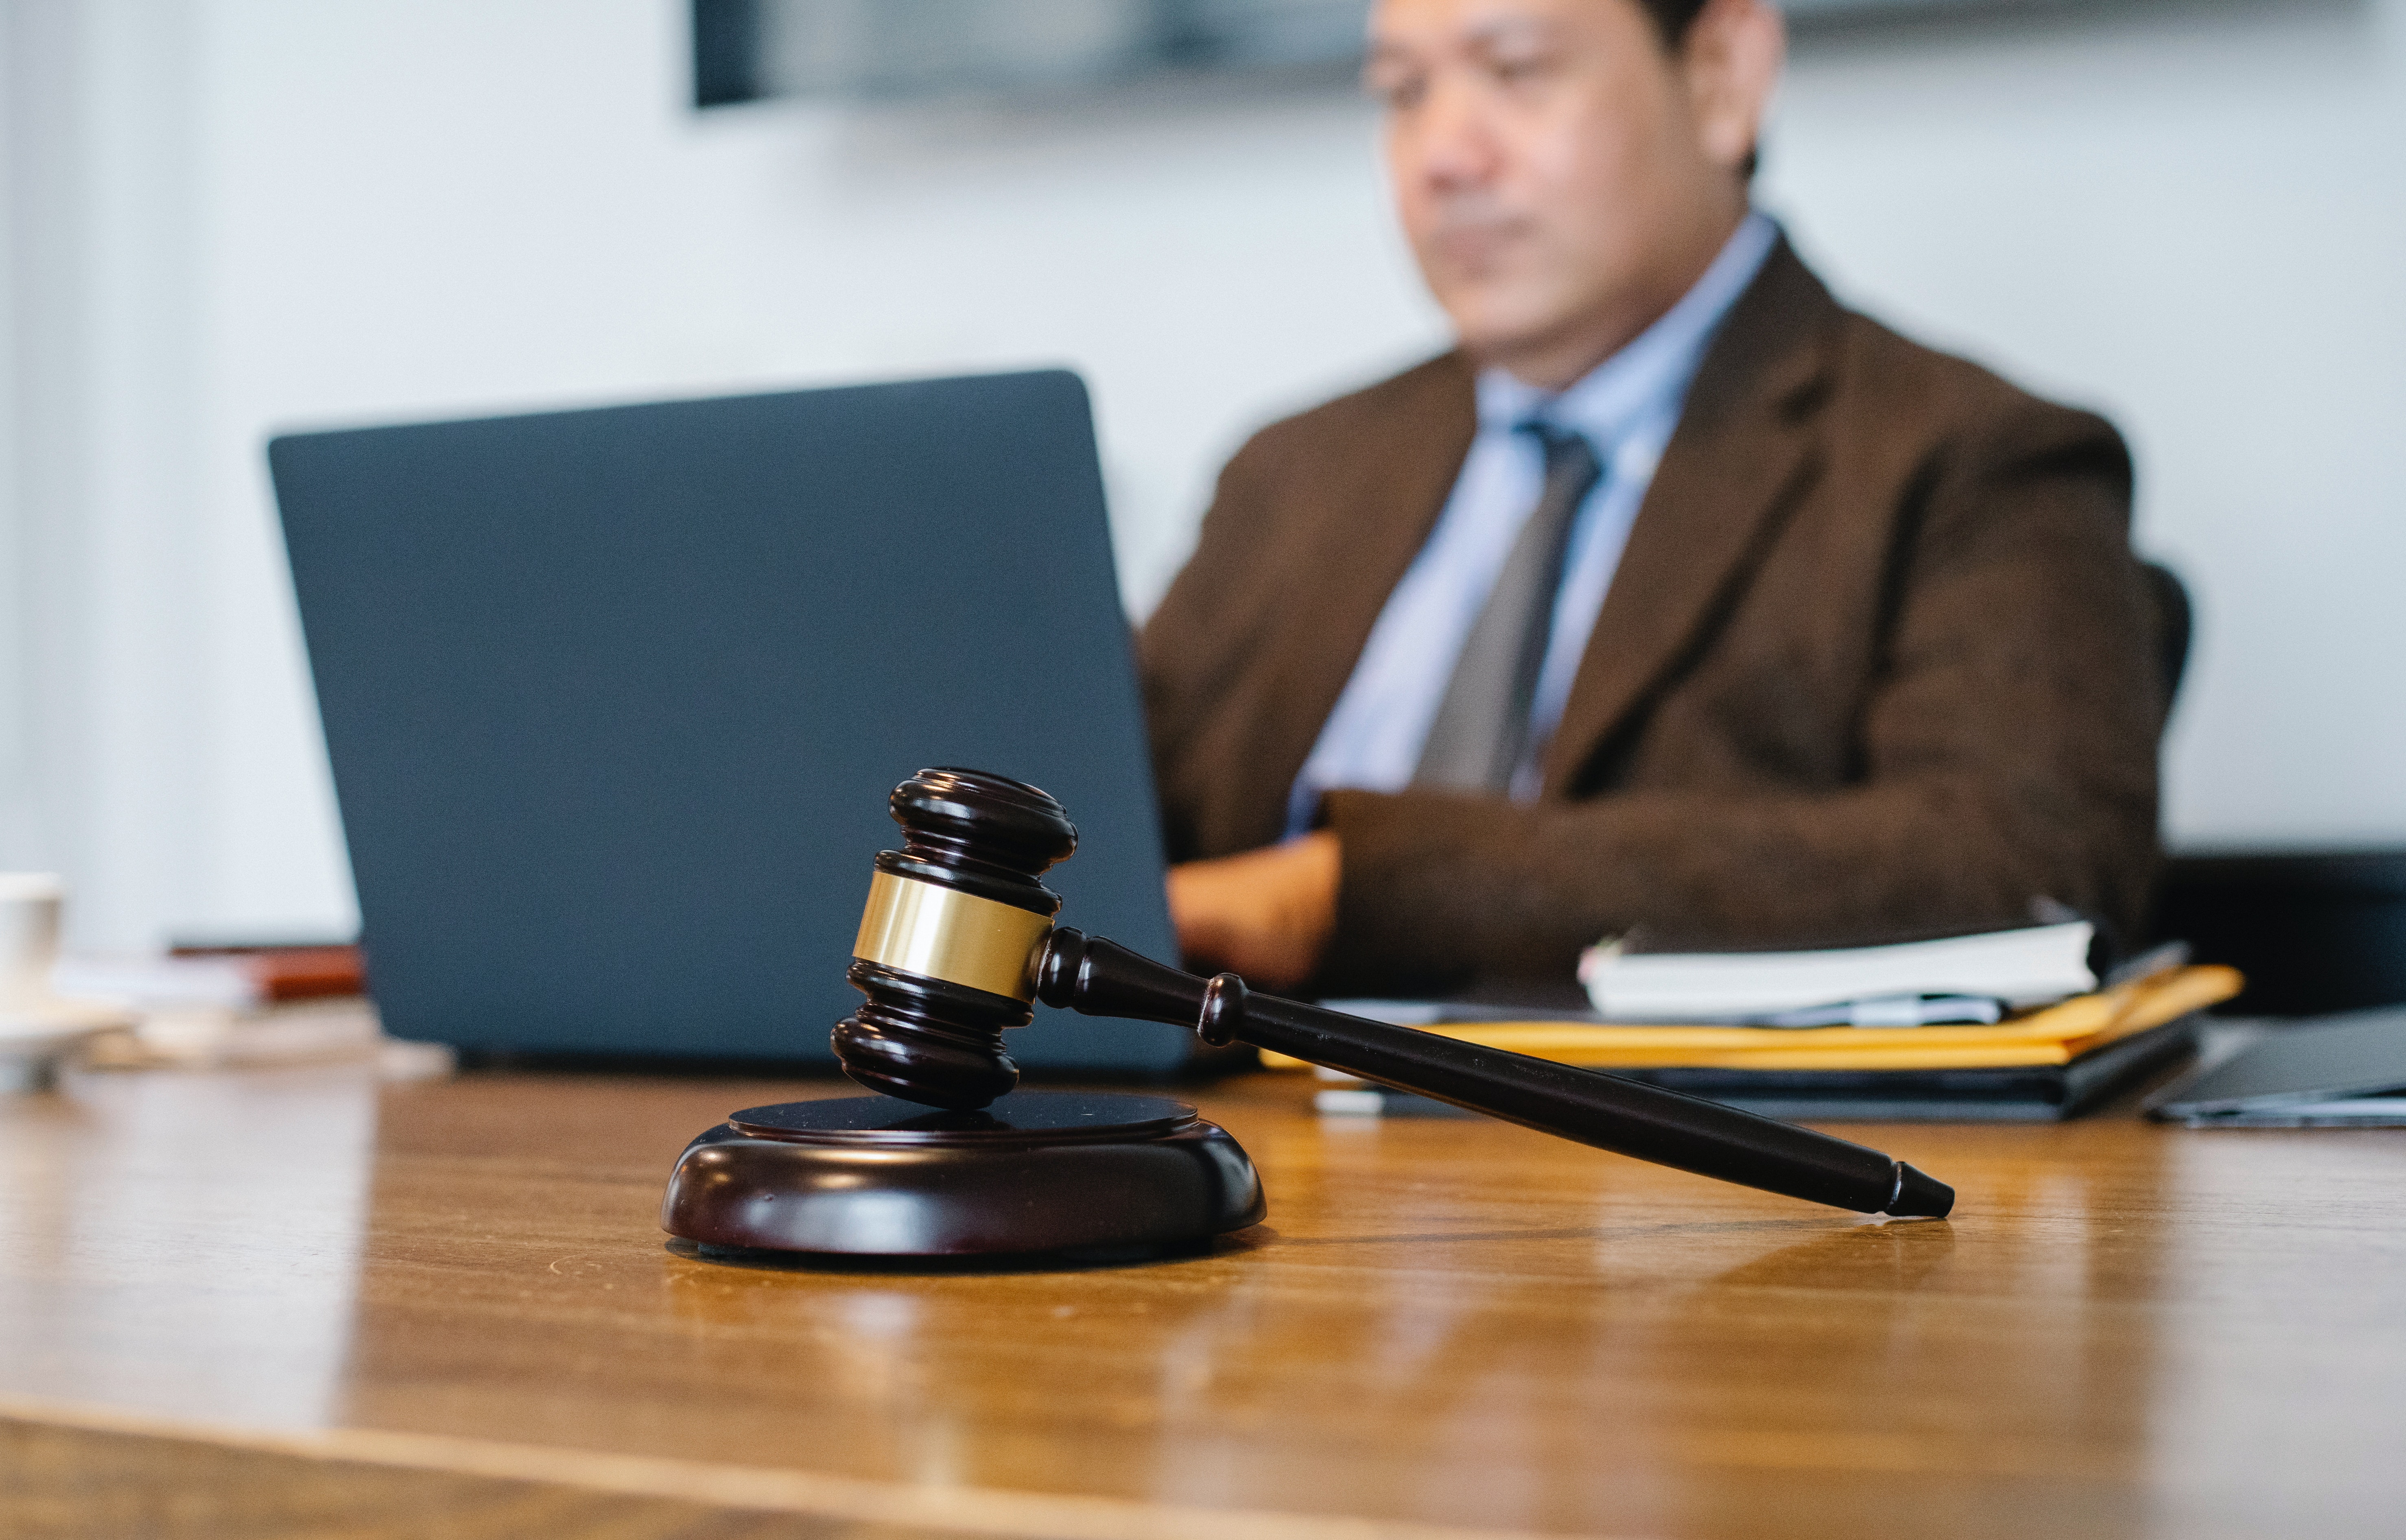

left=269, top=369, right=1197, bottom=1073
left=2146, top=1007, right=2406, bottom=1127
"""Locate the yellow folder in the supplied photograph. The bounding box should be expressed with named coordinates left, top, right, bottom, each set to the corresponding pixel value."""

left=1260, top=964, right=2242, bottom=1073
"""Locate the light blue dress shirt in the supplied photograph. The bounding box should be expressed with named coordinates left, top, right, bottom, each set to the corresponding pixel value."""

left=1285, top=212, right=1779, bottom=838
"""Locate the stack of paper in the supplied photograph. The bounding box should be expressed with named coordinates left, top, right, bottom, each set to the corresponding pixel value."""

left=1269, top=965, right=2240, bottom=1075
left=57, top=945, right=451, bottom=1078
left=1271, top=959, right=2244, bottom=1122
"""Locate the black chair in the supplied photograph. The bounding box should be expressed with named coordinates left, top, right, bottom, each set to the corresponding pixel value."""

left=2135, top=562, right=2406, bottom=1014
left=2156, top=852, right=2406, bottom=1016
left=2140, top=560, right=2192, bottom=721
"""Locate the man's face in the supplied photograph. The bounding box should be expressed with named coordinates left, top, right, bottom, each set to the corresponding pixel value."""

left=1367, top=0, right=1767, bottom=386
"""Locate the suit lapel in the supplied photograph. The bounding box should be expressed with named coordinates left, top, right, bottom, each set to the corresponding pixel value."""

left=1248, top=356, right=1477, bottom=826
left=1540, top=242, right=1842, bottom=794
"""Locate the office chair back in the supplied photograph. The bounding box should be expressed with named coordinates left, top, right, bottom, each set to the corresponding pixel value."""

left=2141, top=560, right=2192, bottom=723
left=2137, top=561, right=2406, bottom=1014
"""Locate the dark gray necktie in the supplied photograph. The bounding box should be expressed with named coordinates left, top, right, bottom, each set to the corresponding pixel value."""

left=1414, top=424, right=1604, bottom=793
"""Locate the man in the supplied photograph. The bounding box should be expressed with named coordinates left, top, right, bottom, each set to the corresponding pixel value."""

left=1144, top=0, right=2162, bottom=996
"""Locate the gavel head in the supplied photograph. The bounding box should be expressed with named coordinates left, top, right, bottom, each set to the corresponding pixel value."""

left=833, top=768, right=1077, bottom=1110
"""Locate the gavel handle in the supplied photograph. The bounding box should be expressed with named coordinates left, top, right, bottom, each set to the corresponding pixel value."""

left=1034, top=927, right=1953, bottom=1218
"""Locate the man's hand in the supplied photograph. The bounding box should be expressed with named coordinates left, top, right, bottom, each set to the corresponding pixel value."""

left=1166, top=831, right=1341, bottom=992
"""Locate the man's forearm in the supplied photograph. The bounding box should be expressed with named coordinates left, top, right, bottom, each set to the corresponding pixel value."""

left=1317, top=777, right=2158, bottom=995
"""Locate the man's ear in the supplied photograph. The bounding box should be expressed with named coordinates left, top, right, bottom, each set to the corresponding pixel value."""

left=1682, top=0, right=1786, bottom=177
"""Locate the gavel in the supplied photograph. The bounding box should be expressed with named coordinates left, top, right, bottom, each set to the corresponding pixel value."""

left=835, top=767, right=1952, bottom=1219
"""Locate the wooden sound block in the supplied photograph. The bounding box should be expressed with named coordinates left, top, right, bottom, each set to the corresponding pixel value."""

left=659, top=1091, right=1265, bottom=1260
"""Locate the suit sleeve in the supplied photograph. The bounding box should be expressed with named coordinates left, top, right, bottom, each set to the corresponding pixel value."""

left=1138, top=427, right=1285, bottom=863
left=1314, top=404, right=2163, bottom=995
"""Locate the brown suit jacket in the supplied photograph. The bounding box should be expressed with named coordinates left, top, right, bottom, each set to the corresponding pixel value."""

left=1139, top=240, right=2163, bottom=996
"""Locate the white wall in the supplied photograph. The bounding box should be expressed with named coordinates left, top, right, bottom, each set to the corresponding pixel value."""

left=5, top=0, right=221, bottom=946
left=4, top=0, right=2402, bottom=948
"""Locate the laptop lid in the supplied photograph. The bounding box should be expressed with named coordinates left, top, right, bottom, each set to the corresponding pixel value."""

left=269, top=369, right=1190, bottom=1070
left=2147, top=1007, right=2406, bottom=1125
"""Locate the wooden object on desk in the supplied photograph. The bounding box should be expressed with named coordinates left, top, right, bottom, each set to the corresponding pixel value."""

left=661, top=1090, right=1265, bottom=1257
left=4, top=1065, right=2405, bottom=1539
left=667, top=767, right=1266, bottom=1259
left=820, top=765, right=1945, bottom=1226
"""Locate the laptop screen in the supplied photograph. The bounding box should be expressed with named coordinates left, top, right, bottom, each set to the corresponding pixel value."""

left=271, top=369, right=1187, bottom=1070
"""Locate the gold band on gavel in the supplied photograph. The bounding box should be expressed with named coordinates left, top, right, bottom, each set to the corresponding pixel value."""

left=851, top=870, right=1055, bottom=1003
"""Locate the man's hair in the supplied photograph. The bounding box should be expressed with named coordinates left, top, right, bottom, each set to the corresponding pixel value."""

left=1636, top=0, right=1713, bottom=49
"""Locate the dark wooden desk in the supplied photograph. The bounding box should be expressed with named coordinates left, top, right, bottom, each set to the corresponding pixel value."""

left=3, top=1064, right=2402, bottom=1538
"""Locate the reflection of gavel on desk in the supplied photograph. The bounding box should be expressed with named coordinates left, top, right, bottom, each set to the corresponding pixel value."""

left=661, top=768, right=1951, bottom=1263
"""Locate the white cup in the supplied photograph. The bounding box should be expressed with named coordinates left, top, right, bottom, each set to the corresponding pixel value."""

left=0, top=872, right=67, bottom=1009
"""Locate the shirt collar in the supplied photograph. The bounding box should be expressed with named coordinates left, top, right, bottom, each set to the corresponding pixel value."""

left=1473, top=210, right=1780, bottom=448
